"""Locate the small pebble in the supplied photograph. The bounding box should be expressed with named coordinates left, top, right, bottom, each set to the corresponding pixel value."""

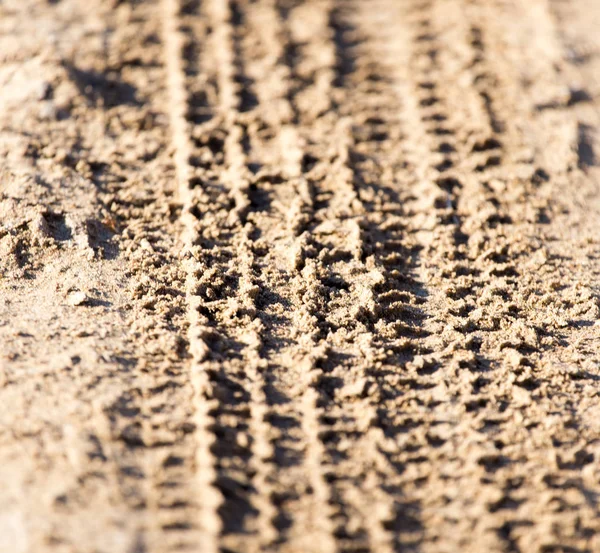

left=67, top=291, right=88, bottom=306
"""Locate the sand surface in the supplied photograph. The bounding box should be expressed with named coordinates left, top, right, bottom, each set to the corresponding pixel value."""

left=1, top=0, right=600, bottom=551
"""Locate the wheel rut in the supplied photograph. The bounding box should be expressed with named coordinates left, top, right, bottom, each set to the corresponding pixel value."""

left=2, top=1, right=600, bottom=553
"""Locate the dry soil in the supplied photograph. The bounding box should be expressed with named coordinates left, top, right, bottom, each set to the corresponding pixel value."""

left=1, top=0, right=600, bottom=552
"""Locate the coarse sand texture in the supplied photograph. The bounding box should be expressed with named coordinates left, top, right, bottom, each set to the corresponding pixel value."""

left=1, top=0, right=600, bottom=552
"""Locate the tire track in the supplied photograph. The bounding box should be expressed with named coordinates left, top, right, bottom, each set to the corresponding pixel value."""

left=162, top=0, right=222, bottom=550
left=364, top=3, right=541, bottom=549
left=268, top=4, right=393, bottom=549
left=239, top=2, right=434, bottom=550
left=321, top=6, right=437, bottom=550
left=0, top=0, right=211, bottom=550
left=241, top=1, right=341, bottom=549
left=165, top=0, right=393, bottom=549
left=165, top=1, right=329, bottom=550
left=197, top=1, right=283, bottom=548
left=266, top=3, right=429, bottom=550
left=4, top=1, right=600, bottom=552
left=361, top=1, right=600, bottom=551
left=71, top=3, right=210, bottom=548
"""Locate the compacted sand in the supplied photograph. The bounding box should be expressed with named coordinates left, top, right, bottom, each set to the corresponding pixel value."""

left=1, top=0, right=600, bottom=552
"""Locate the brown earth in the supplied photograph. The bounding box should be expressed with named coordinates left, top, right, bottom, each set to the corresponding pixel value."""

left=1, top=0, right=600, bottom=552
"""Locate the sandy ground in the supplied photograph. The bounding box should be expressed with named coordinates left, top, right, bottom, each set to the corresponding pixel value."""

left=1, top=0, right=600, bottom=552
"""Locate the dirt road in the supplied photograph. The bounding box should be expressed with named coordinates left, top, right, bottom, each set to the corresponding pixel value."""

left=1, top=0, right=600, bottom=551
